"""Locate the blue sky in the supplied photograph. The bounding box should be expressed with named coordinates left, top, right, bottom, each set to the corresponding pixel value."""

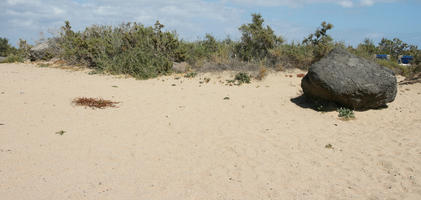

left=1, top=0, right=420, bottom=47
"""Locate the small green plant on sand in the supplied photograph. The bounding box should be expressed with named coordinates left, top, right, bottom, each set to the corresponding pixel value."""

left=337, top=107, right=355, bottom=120
left=184, top=72, right=197, bottom=78
left=227, top=72, right=251, bottom=85
left=235, top=72, right=251, bottom=84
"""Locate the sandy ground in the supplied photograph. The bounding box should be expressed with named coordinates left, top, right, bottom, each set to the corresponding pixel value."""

left=1, top=63, right=421, bottom=200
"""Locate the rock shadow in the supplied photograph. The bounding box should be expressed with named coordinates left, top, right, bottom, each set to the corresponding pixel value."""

left=290, top=94, right=389, bottom=112
left=290, top=95, right=337, bottom=112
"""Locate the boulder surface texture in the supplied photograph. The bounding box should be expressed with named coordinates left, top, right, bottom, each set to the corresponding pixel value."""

left=301, top=47, right=397, bottom=109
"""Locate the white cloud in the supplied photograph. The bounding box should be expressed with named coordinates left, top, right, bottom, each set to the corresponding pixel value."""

left=0, top=0, right=244, bottom=44
left=225, top=0, right=400, bottom=8
left=360, top=0, right=376, bottom=6
left=339, top=0, right=354, bottom=7
left=52, top=7, right=65, bottom=15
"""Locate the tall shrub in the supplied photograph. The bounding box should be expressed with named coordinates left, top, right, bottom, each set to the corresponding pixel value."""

left=236, top=14, right=283, bottom=62
left=0, top=37, right=17, bottom=57
left=302, top=21, right=334, bottom=61
left=57, top=21, right=186, bottom=79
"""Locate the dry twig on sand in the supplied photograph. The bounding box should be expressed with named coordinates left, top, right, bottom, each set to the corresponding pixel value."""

left=73, top=97, right=119, bottom=109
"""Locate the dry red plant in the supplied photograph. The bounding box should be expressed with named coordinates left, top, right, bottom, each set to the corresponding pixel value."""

left=73, top=97, right=119, bottom=109
left=297, top=73, right=305, bottom=78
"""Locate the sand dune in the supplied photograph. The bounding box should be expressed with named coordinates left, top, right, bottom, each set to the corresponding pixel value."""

left=1, top=63, right=420, bottom=200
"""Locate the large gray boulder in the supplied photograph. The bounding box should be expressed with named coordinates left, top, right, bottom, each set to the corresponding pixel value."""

left=0, top=56, right=6, bottom=63
left=301, top=47, right=397, bottom=109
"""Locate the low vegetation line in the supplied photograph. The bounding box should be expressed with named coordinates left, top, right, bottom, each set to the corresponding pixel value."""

left=1, top=14, right=420, bottom=78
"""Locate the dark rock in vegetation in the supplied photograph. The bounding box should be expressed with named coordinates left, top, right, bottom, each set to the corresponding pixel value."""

left=30, top=42, right=49, bottom=61
left=29, top=39, right=58, bottom=61
left=301, top=47, right=397, bottom=109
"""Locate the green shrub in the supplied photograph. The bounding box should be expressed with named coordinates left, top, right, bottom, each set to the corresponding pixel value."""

left=352, top=38, right=379, bottom=59
left=346, top=36, right=421, bottom=78
left=266, top=22, right=336, bottom=69
left=235, top=13, right=283, bottom=62
left=377, top=38, right=414, bottom=60
left=9, top=18, right=417, bottom=80
left=269, top=43, right=314, bottom=69
left=375, top=59, right=416, bottom=77
left=99, top=47, right=173, bottom=79
left=202, top=34, right=219, bottom=55
left=1, top=54, right=24, bottom=63
left=0, top=38, right=9, bottom=57
left=213, top=39, right=237, bottom=63
left=337, top=108, right=355, bottom=120
left=0, top=38, right=31, bottom=63
left=181, top=34, right=236, bottom=68
left=17, top=39, right=31, bottom=60
left=0, top=37, right=17, bottom=57
left=303, top=22, right=334, bottom=62
left=183, top=40, right=214, bottom=66
left=57, top=21, right=185, bottom=79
